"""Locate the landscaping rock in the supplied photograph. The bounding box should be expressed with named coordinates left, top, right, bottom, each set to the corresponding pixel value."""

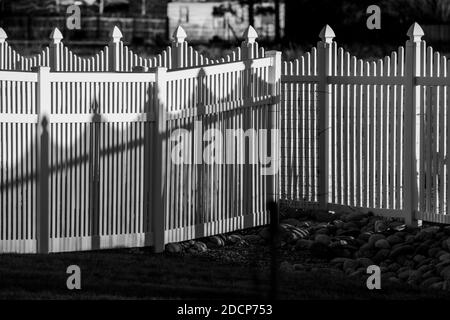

left=440, top=266, right=450, bottom=280
left=374, top=220, right=388, bottom=233
left=428, top=247, right=441, bottom=258
left=295, top=239, right=314, bottom=250
left=314, top=234, right=331, bottom=246
left=417, top=258, right=433, bottom=268
left=243, top=234, right=261, bottom=244
left=337, top=229, right=361, bottom=237
left=390, top=222, right=406, bottom=231
left=372, top=249, right=390, bottom=263
left=423, top=226, right=441, bottom=234
left=368, top=234, right=386, bottom=247
left=415, top=230, right=434, bottom=241
left=442, top=238, right=450, bottom=250
left=436, top=260, right=450, bottom=271
left=421, top=277, right=442, bottom=288
left=388, top=262, right=401, bottom=272
left=194, top=241, right=208, bottom=252
left=439, top=253, right=450, bottom=262
left=408, top=270, right=423, bottom=281
left=374, top=239, right=390, bottom=249
left=398, top=269, right=413, bottom=280
left=413, top=254, right=426, bottom=264
left=358, top=232, right=372, bottom=242
left=166, top=243, right=183, bottom=253
left=206, top=235, right=225, bottom=248
left=356, top=257, right=374, bottom=268
left=443, top=226, right=450, bottom=235
left=390, top=245, right=415, bottom=258
left=293, top=264, right=305, bottom=271
left=343, top=259, right=359, bottom=272
left=174, top=207, right=450, bottom=293
left=349, top=268, right=365, bottom=277
left=280, top=261, right=294, bottom=273
left=333, top=220, right=345, bottom=229
left=343, top=222, right=359, bottom=230
left=381, top=271, right=396, bottom=280
left=314, top=228, right=329, bottom=235
left=331, top=257, right=351, bottom=266
left=435, top=250, right=448, bottom=259
left=386, top=235, right=403, bottom=246
left=414, top=244, right=429, bottom=256
left=430, top=282, right=444, bottom=290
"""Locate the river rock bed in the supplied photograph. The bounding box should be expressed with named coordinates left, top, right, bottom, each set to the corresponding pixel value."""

left=164, top=208, right=450, bottom=291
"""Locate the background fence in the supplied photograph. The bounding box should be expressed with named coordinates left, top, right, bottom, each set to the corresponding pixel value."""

left=1, top=22, right=450, bottom=254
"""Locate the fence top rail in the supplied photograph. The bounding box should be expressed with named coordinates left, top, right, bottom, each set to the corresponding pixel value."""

left=49, top=71, right=156, bottom=83
left=0, top=70, right=38, bottom=82
left=165, top=56, right=273, bottom=81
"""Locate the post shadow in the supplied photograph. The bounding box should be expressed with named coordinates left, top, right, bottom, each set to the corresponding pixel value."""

left=89, top=100, right=101, bottom=251
left=143, top=76, right=154, bottom=247
left=195, top=67, right=206, bottom=239
left=37, top=116, right=49, bottom=254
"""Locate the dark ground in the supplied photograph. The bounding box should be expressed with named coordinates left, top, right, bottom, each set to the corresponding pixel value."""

left=1, top=242, right=450, bottom=300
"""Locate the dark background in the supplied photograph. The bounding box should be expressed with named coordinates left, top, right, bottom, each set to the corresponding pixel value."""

left=0, top=0, right=449, bottom=59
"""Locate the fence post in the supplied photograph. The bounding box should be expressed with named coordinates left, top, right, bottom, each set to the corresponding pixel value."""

left=403, top=23, right=423, bottom=227
left=34, top=66, right=51, bottom=254
left=317, top=25, right=334, bottom=210
left=0, top=28, right=7, bottom=70
left=108, top=26, right=123, bottom=72
left=152, top=67, right=168, bottom=252
left=241, top=26, right=258, bottom=60
left=171, top=25, right=187, bottom=68
left=266, top=50, right=282, bottom=211
left=49, top=27, right=63, bottom=71
left=133, top=65, right=153, bottom=246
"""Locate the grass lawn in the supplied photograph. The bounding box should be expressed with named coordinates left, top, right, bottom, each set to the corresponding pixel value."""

left=1, top=246, right=450, bottom=300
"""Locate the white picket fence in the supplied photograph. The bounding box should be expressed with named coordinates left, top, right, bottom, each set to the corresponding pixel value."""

left=0, top=22, right=449, bottom=254
left=280, top=22, right=450, bottom=226
left=0, top=25, right=277, bottom=254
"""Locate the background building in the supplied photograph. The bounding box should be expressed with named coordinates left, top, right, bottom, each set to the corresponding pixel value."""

left=167, top=0, right=284, bottom=42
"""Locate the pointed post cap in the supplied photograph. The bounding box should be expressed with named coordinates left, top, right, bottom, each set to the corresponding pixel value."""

left=0, top=27, right=7, bottom=43
left=407, top=22, right=424, bottom=42
left=172, top=25, right=187, bottom=43
left=109, top=26, right=123, bottom=43
left=243, top=25, right=258, bottom=44
left=49, top=27, right=63, bottom=44
left=319, top=25, right=335, bottom=43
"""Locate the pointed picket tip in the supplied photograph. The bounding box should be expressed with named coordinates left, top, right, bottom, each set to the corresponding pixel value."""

left=109, top=26, right=123, bottom=42
left=172, top=25, right=187, bottom=43
left=319, top=25, right=335, bottom=43
left=407, top=22, right=424, bottom=42
left=49, top=27, right=63, bottom=43
left=243, top=25, right=258, bottom=43
left=0, top=27, right=7, bottom=43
